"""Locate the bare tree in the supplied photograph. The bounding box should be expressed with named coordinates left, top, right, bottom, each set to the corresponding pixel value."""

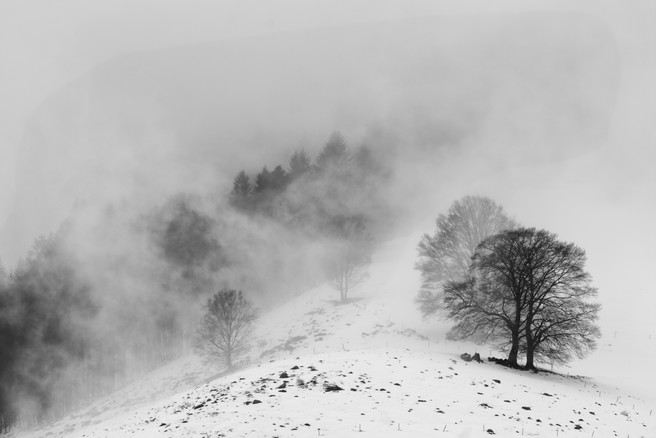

left=416, top=196, right=516, bottom=318
left=326, top=216, right=373, bottom=303
left=515, top=229, right=601, bottom=369
left=194, top=289, right=258, bottom=370
left=445, top=228, right=601, bottom=369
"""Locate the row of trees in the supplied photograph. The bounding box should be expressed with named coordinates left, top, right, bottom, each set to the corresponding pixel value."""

left=0, top=131, right=382, bottom=432
left=229, top=132, right=380, bottom=303
left=416, top=196, right=601, bottom=370
left=229, top=132, right=389, bottom=228
left=0, top=231, right=97, bottom=431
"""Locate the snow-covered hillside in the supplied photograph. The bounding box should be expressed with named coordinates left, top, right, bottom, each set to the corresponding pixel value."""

left=18, top=235, right=655, bottom=437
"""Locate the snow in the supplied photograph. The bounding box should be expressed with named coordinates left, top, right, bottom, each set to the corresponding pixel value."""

left=16, top=235, right=655, bottom=438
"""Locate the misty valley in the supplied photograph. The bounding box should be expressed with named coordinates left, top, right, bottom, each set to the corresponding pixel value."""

left=1, top=10, right=654, bottom=438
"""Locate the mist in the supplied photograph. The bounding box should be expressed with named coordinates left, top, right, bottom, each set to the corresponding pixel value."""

left=1, top=1, right=655, bottom=432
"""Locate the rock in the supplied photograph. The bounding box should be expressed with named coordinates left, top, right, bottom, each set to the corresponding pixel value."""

left=252, top=399, right=262, bottom=404
left=460, top=353, right=472, bottom=362
left=486, top=428, right=495, bottom=434
left=323, top=383, right=344, bottom=392
left=193, top=403, right=205, bottom=410
left=291, top=365, right=299, bottom=370
left=493, top=379, right=501, bottom=384
left=521, top=406, right=531, bottom=410
left=472, top=353, right=483, bottom=363
left=279, top=372, right=289, bottom=378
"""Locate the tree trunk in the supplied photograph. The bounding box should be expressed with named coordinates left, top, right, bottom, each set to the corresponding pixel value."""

left=524, top=303, right=536, bottom=370
left=524, top=325, right=536, bottom=370
left=226, top=350, right=232, bottom=370
left=525, top=347, right=535, bottom=370
left=507, top=331, right=520, bottom=368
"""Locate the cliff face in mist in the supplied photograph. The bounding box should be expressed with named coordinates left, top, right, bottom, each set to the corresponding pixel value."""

left=5, top=12, right=618, bottom=257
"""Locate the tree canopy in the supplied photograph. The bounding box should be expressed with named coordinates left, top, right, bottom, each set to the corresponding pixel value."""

left=444, top=228, right=601, bottom=369
left=194, top=289, right=258, bottom=370
left=416, top=196, right=516, bottom=318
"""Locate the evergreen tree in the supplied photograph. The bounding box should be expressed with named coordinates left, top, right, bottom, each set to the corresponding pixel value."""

left=231, top=170, right=252, bottom=199
left=316, top=132, right=350, bottom=170
left=268, top=165, right=290, bottom=191
left=254, top=166, right=272, bottom=193
left=288, top=149, right=312, bottom=178
left=230, top=170, right=253, bottom=210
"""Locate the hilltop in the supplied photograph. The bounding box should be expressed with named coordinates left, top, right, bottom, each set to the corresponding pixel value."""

left=16, top=235, right=654, bottom=438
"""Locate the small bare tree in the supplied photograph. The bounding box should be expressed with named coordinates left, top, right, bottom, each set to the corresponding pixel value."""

left=326, top=215, right=373, bottom=303
left=194, top=289, right=258, bottom=370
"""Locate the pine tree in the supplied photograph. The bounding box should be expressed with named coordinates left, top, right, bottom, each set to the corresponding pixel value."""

left=269, top=165, right=290, bottom=191
left=254, top=166, right=272, bottom=193
left=230, top=170, right=253, bottom=210
left=231, top=170, right=252, bottom=198
left=316, top=132, right=350, bottom=170
left=289, top=149, right=312, bottom=178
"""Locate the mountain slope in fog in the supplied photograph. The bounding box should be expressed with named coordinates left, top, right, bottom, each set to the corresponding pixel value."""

left=4, top=12, right=618, bottom=260
left=18, top=235, right=654, bottom=438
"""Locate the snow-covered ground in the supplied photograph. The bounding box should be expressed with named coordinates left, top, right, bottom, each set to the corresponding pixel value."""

left=17, top=235, right=655, bottom=437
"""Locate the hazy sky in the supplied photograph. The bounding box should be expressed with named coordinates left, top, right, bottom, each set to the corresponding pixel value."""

left=1, top=1, right=653, bottom=209
left=1, top=0, right=654, bottom=310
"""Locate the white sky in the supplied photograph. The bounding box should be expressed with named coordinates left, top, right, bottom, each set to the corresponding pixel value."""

left=0, top=1, right=654, bottom=312
left=1, top=0, right=653, bottom=210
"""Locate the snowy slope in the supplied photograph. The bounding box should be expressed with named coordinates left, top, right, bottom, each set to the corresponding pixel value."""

left=17, top=235, right=655, bottom=438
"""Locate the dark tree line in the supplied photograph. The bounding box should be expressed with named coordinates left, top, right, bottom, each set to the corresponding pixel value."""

left=229, top=132, right=389, bottom=228
left=0, top=231, right=97, bottom=430
left=229, top=132, right=386, bottom=301
left=0, top=131, right=389, bottom=432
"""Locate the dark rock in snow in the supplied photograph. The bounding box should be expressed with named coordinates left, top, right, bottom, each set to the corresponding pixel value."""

left=521, top=406, right=531, bottom=410
left=486, top=428, right=495, bottom=434
left=460, top=353, right=472, bottom=362
left=472, top=353, right=483, bottom=363
left=252, top=399, right=262, bottom=404
left=492, top=379, right=501, bottom=384
left=279, top=372, right=289, bottom=379
left=324, top=383, right=344, bottom=392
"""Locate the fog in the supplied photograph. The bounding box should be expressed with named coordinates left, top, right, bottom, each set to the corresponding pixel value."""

left=1, top=0, right=655, bottom=429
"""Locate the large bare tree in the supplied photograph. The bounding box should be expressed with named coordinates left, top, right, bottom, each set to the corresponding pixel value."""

left=445, top=228, right=601, bottom=369
left=416, top=196, right=516, bottom=318
left=194, top=289, right=258, bottom=370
